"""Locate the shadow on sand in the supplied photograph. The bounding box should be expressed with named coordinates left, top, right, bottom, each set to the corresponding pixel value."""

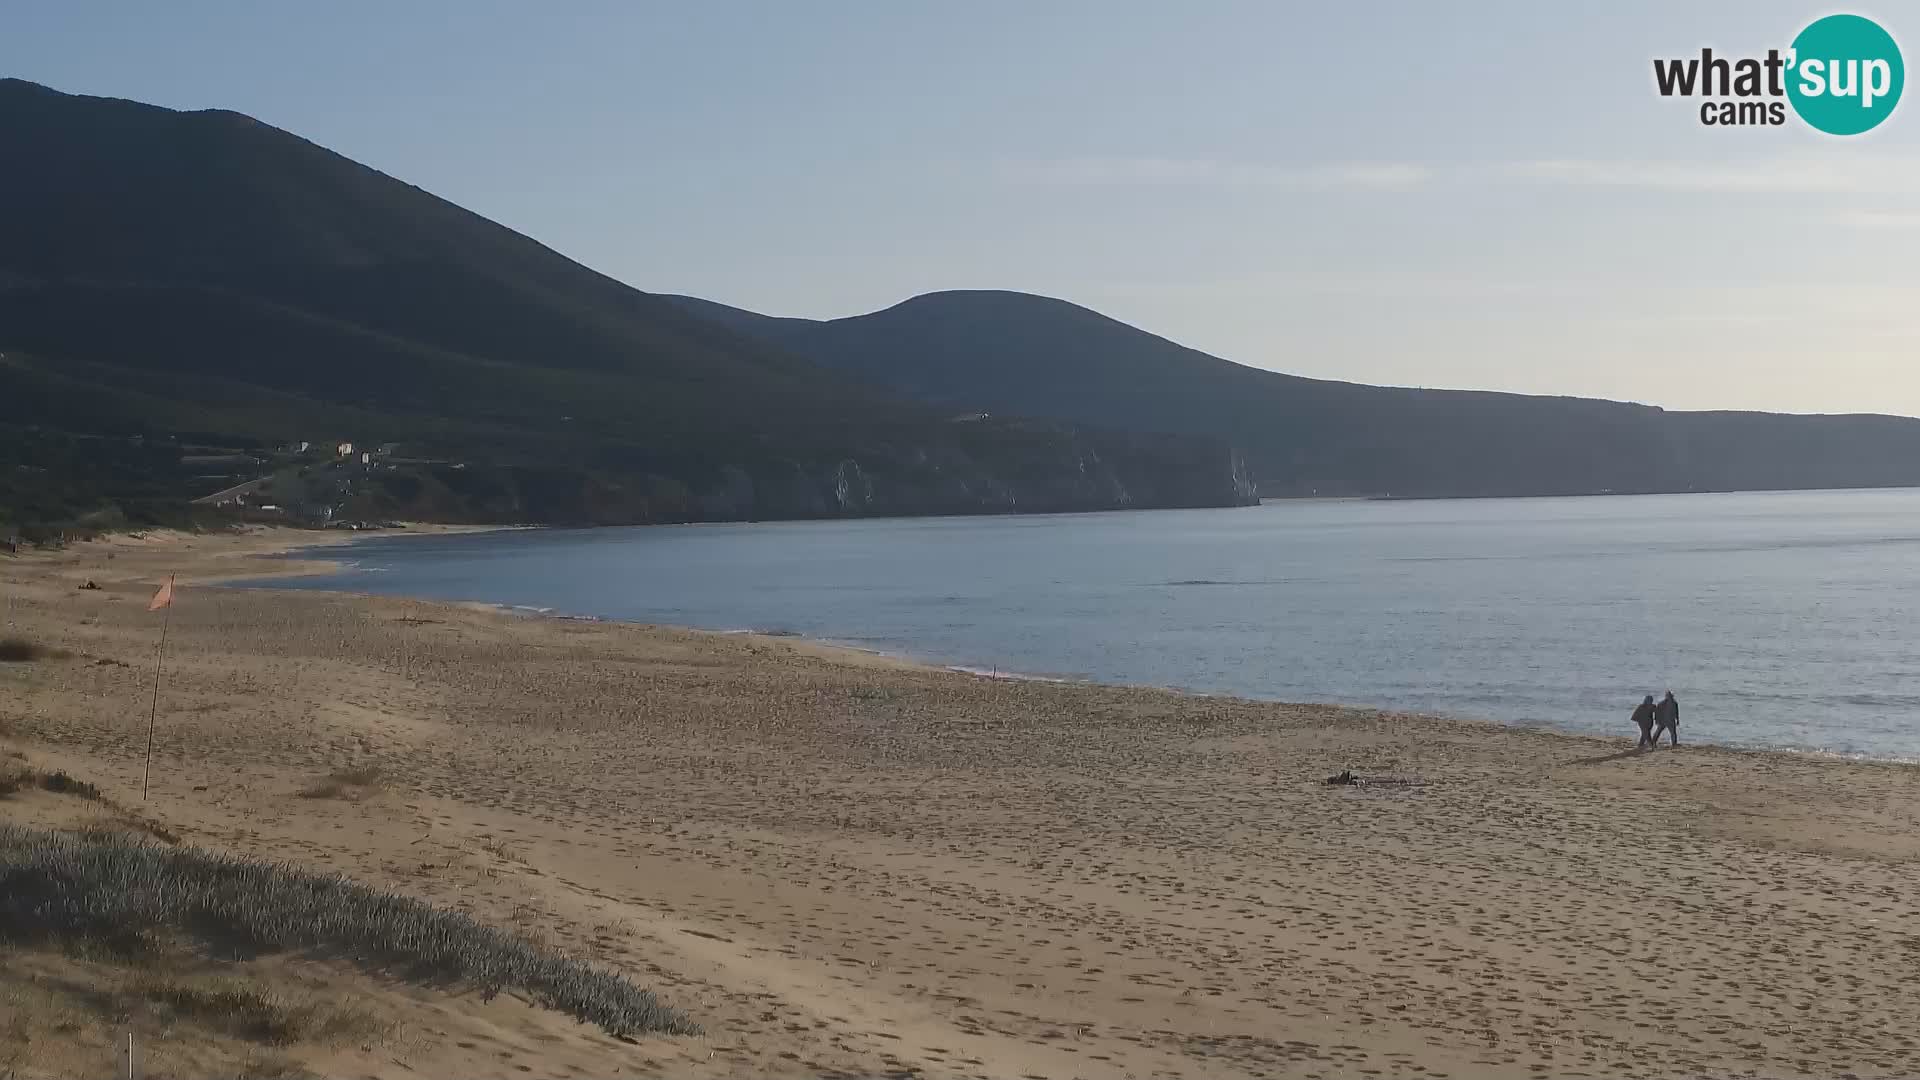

left=1566, top=746, right=1656, bottom=767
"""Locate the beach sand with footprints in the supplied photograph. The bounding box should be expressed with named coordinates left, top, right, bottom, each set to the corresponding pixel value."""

left=4, top=527, right=1920, bottom=1078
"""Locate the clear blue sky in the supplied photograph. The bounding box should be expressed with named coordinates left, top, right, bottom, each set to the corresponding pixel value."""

left=5, top=2, right=1916, bottom=413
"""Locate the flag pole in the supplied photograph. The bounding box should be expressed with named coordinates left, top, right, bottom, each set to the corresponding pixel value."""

left=143, top=575, right=174, bottom=801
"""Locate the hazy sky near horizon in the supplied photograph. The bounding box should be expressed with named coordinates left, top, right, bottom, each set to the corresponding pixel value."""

left=5, top=2, right=1917, bottom=414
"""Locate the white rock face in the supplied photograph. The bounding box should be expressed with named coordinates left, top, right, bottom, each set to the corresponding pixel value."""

left=833, top=460, right=873, bottom=511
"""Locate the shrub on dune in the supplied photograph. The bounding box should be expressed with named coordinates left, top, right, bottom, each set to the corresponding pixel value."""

left=298, top=766, right=385, bottom=801
left=0, top=636, right=48, bottom=662
left=0, top=825, right=697, bottom=1038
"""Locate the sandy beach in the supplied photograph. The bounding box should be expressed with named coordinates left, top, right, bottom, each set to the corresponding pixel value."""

left=4, top=527, right=1920, bottom=1079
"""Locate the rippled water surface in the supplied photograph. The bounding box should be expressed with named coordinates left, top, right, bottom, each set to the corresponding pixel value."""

left=265, top=489, right=1920, bottom=759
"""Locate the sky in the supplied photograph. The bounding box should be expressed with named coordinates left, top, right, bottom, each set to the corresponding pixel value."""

left=4, top=1, right=1917, bottom=414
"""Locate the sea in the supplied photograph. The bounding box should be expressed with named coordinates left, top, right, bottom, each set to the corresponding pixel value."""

left=259, top=488, right=1920, bottom=761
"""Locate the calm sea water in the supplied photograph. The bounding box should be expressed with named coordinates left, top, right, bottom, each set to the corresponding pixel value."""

left=263, top=489, right=1920, bottom=760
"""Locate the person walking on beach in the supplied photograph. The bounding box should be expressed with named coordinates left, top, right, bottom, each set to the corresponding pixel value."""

left=1653, top=690, right=1679, bottom=747
left=1631, top=694, right=1658, bottom=749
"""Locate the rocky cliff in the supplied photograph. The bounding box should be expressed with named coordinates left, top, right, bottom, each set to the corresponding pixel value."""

left=335, top=422, right=1257, bottom=526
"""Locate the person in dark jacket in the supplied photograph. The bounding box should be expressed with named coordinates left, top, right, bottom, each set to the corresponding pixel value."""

left=1631, top=694, right=1658, bottom=748
left=1653, top=690, right=1680, bottom=746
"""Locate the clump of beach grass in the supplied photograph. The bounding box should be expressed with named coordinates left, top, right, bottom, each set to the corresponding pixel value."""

left=0, top=824, right=697, bottom=1038
left=298, top=765, right=385, bottom=801
left=0, top=764, right=181, bottom=847
left=0, top=766, right=108, bottom=802
left=74, top=812, right=180, bottom=847
left=132, top=976, right=317, bottom=1045
left=3, top=950, right=397, bottom=1068
left=35, top=769, right=105, bottom=801
left=0, top=636, right=63, bottom=662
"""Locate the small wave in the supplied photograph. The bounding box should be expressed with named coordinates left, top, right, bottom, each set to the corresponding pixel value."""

left=1157, top=578, right=1283, bottom=587
left=1668, top=534, right=1920, bottom=556
left=1761, top=745, right=1920, bottom=766
left=1392, top=534, right=1920, bottom=564
left=948, top=664, right=1072, bottom=684
left=1833, top=692, right=1920, bottom=710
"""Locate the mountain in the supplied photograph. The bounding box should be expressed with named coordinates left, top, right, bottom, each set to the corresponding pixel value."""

left=668, top=290, right=1920, bottom=498
left=0, top=79, right=1254, bottom=529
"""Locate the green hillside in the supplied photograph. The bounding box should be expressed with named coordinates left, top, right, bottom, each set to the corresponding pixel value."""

left=0, top=79, right=1254, bottom=534
left=670, top=289, right=1920, bottom=498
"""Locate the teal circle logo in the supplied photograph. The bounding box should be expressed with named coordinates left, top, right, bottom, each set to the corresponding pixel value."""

left=1787, top=14, right=1904, bottom=135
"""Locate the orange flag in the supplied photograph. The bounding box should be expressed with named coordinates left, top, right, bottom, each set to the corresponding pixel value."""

left=147, top=577, right=174, bottom=612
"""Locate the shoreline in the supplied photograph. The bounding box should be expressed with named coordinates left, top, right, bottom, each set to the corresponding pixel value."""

left=18, top=525, right=1915, bottom=778
left=240, top=525, right=1920, bottom=769
left=7, top=523, right=1920, bottom=1078
left=231, top=525, right=1108, bottom=683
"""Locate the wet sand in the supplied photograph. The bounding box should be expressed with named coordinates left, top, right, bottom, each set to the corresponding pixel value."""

left=4, top=527, right=1919, bottom=1078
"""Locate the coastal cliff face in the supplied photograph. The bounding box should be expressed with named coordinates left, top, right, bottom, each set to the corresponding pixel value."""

left=672, top=290, right=1920, bottom=500
left=339, top=423, right=1257, bottom=526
